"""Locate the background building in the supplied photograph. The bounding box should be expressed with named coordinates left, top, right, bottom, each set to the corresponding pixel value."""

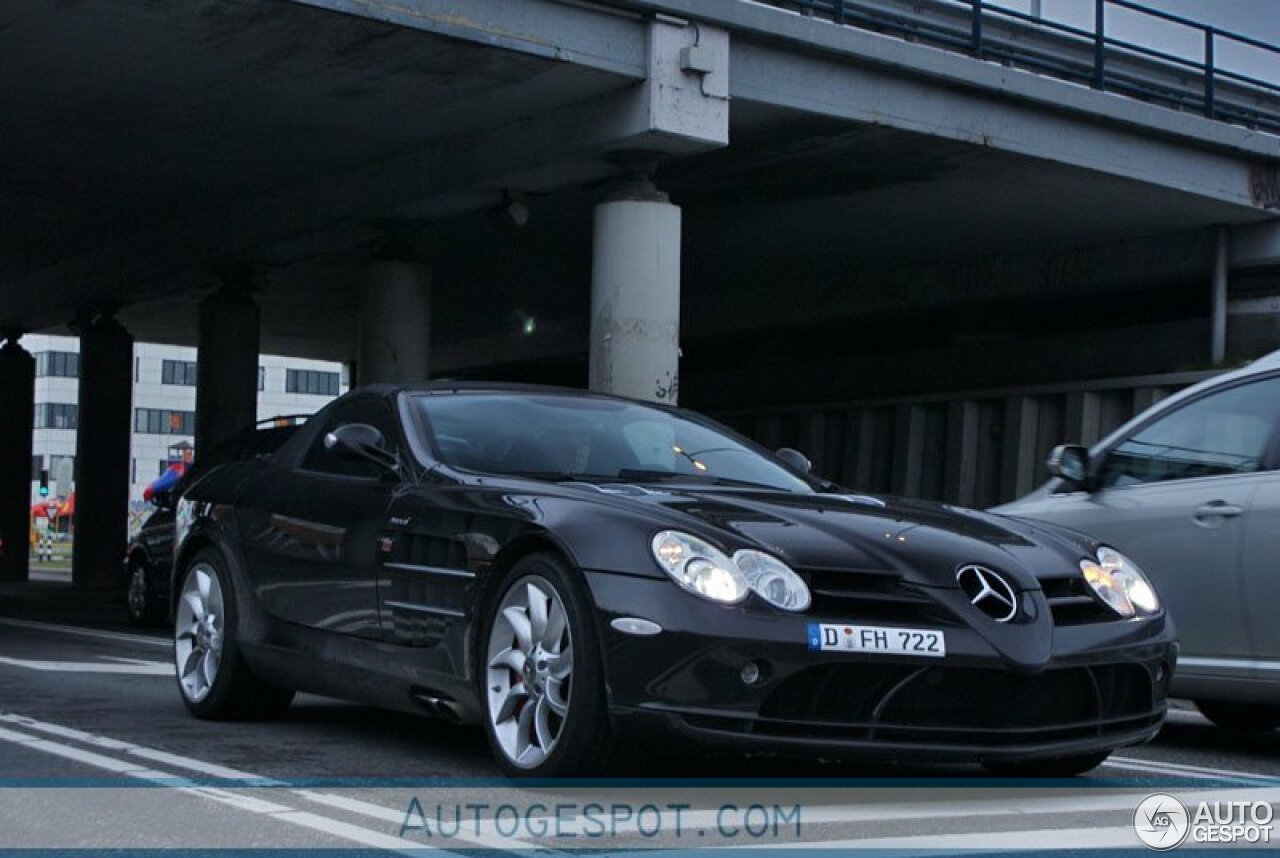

left=26, top=334, right=346, bottom=505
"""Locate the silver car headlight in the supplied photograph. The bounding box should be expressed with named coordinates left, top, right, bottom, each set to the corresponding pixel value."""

left=651, top=531, right=748, bottom=604
left=1080, top=546, right=1159, bottom=617
left=733, top=550, right=811, bottom=611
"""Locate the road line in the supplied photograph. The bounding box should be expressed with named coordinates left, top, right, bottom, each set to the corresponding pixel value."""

left=0, top=720, right=455, bottom=855
left=0, top=713, right=275, bottom=781
left=1108, top=755, right=1280, bottom=782
left=0, top=617, right=170, bottom=649
left=0, top=655, right=173, bottom=675
left=741, top=823, right=1142, bottom=851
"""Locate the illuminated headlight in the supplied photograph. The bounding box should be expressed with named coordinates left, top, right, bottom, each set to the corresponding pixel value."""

left=175, top=498, right=196, bottom=548
left=733, top=550, right=811, bottom=611
left=651, top=531, right=748, bottom=604
left=1080, top=546, right=1160, bottom=617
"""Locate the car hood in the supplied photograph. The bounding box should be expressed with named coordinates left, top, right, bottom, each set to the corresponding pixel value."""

left=571, top=483, right=1095, bottom=592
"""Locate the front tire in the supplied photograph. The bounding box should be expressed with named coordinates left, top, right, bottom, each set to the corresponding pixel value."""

left=983, top=751, right=1110, bottom=777
left=480, top=552, right=614, bottom=776
left=1196, top=700, right=1280, bottom=731
left=174, top=548, right=294, bottom=720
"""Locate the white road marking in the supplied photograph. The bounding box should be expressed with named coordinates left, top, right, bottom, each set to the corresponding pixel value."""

left=1108, top=754, right=1280, bottom=782
left=0, top=712, right=519, bottom=850
left=0, top=719, right=457, bottom=856
left=0, top=656, right=173, bottom=675
left=0, top=617, right=170, bottom=649
left=742, top=823, right=1143, bottom=851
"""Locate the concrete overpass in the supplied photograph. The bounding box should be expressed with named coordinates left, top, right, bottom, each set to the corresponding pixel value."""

left=1, top=0, right=1278, bottom=589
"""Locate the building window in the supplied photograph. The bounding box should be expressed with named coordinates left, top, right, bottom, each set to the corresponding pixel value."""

left=34, top=402, right=78, bottom=430
left=49, top=455, right=74, bottom=483
left=258, top=366, right=266, bottom=391
left=161, top=359, right=198, bottom=386
left=134, top=408, right=195, bottom=435
left=286, top=369, right=339, bottom=397
left=31, top=455, right=42, bottom=480
left=35, top=351, right=79, bottom=378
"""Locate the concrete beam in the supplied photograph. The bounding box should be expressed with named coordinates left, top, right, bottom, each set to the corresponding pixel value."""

left=0, top=64, right=720, bottom=335
left=615, top=0, right=1280, bottom=209
left=294, top=0, right=648, bottom=78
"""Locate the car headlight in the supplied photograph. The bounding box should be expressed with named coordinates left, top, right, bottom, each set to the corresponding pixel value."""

left=733, top=550, right=811, bottom=611
left=651, top=531, right=748, bottom=604
left=1079, top=546, right=1159, bottom=617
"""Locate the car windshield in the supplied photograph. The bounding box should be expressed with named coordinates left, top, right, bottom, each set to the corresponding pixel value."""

left=408, top=392, right=814, bottom=493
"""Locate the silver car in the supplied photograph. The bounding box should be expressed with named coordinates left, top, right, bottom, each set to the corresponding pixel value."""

left=996, top=350, right=1280, bottom=730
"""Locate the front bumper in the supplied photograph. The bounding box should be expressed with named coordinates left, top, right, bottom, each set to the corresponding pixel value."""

left=585, top=571, right=1175, bottom=764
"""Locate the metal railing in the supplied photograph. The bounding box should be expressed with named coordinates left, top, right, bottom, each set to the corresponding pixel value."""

left=769, top=0, right=1280, bottom=134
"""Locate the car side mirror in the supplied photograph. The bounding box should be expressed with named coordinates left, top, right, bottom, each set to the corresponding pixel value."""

left=325, top=423, right=399, bottom=474
left=1047, top=444, right=1090, bottom=487
left=775, top=447, right=812, bottom=474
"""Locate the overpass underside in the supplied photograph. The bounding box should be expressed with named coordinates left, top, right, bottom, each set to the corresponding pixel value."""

left=0, top=0, right=1278, bottom=587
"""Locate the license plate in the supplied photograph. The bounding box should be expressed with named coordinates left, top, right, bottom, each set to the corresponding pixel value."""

left=807, top=623, right=946, bottom=657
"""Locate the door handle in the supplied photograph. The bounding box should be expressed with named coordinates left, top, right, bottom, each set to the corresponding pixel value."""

left=1192, top=501, right=1244, bottom=524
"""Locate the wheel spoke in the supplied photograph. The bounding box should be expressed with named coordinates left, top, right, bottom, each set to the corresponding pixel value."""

left=176, top=624, right=198, bottom=643
left=196, top=569, right=211, bottom=602
left=202, top=651, right=219, bottom=687
left=534, top=696, right=555, bottom=750
left=181, top=649, right=202, bottom=679
left=503, top=606, right=533, bottom=652
left=548, top=646, right=572, bottom=680
left=488, top=647, right=526, bottom=673
left=494, top=683, right=529, bottom=723
left=182, top=592, right=205, bottom=622
left=515, top=742, right=546, bottom=768
left=542, top=599, right=567, bottom=651
left=527, top=584, right=549, bottom=644
left=515, top=699, right=536, bottom=753
left=545, top=677, right=569, bottom=716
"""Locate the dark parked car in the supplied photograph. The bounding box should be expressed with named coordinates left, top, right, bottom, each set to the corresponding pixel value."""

left=125, top=419, right=305, bottom=626
left=171, top=384, right=1175, bottom=776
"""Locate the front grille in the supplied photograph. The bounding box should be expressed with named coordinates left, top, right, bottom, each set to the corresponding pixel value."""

left=802, top=568, right=961, bottom=626
left=1040, top=575, right=1117, bottom=625
left=725, top=662, right=1161, bottom=747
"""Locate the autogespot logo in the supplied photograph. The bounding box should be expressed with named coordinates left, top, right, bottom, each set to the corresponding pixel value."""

left=1135, top=793, right=1190, bottom=850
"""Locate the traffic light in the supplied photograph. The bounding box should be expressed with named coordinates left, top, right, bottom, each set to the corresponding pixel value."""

left=38, top=469, right=49, bottom=498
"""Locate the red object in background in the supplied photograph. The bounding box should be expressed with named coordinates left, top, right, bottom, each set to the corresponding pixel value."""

left=58, top=492, right=74, bottom=519
left=143, top=463, right=186, bottom=502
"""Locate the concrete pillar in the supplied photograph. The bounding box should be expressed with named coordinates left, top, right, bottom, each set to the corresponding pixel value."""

left=72, top=315, right=133, bottom=591
left=589, top=178, right=682, bottom=404
left=358, top=259, right=431, bottom=385
left=195, top=289, right=260, bottom=455
left=0, top=336, right=35, bottom=582
left=1211, top=225, right=1229, bottom=365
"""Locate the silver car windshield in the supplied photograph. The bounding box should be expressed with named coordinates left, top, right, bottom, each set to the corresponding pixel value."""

left=408, top=392, right=813, bottom=493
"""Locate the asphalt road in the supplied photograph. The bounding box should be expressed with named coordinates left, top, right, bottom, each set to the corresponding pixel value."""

left=2, top=615, right=1279, bottom=852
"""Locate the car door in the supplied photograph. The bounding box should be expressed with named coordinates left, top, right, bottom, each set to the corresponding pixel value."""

left=1029, top=375, right=1280, bottom=682
left=238, top=395, right=405, bottom=640
left=1239, top=420, right=1280, bottom=689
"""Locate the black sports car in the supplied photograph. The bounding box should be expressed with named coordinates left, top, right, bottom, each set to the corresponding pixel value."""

left=171, top=383, right=1176, bottom=776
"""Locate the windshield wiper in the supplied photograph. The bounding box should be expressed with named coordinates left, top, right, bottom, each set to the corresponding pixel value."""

left=614, top=469, right=783, bottom=490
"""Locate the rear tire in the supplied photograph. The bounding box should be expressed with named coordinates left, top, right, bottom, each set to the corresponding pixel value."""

left=126, top=558, right=164, bottom=628
left=479, top=552, right=616, bottom=776
left=1196, top=700, right=1280, bottom=731
left=174, top=548, right=293, bottom=720
left=983, top=751, right=1110, bottom=777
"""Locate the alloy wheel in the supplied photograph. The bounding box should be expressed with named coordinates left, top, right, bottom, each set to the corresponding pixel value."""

left=174, top=563, right=224, bottom=703
left=485, top=575, right=573, bottom=769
